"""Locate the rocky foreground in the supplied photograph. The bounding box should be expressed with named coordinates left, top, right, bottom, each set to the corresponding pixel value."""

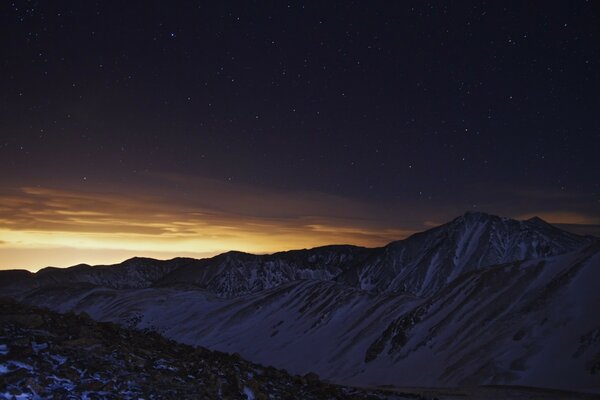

left=1, top=300, right=599, bottom=400
left=0, top=298, right=425, bottom=399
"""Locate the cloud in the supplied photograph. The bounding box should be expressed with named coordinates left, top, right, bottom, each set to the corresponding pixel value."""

left=0, top=177, right=421, bottom=269
left=1, top=174, right=597, bottom=270
left=554, top=224, right=600, bottom=238
left=515, top=211, right=600, bottom=226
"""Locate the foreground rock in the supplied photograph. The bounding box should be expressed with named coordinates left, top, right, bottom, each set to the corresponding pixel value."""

left=0, top=299, right=424, bottom=399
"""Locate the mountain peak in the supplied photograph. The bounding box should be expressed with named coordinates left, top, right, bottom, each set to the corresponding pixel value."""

left=455, top=211, right=552, bottom=227
left=460, top=210, right=500, bottom=220
left=452, top=210, right=500, bottom=225
left=120, top=256, right=160, bottom=266
left=526, top=215, right=549, bottom=225
left=462, top=210, right=492, bottom=217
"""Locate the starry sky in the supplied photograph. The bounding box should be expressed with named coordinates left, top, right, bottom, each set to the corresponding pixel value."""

left=1, top=1, right=599, bottom=270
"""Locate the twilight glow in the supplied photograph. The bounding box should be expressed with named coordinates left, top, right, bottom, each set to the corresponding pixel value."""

left=0, top=175, right=598, bottom=271
left=0, top=177, right=419, bottom=270
left=0, top=2, right=598, bottom=270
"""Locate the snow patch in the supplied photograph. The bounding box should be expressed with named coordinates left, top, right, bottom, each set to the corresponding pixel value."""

left=31, top=342, right=48, bottom=352
left=49, top=354, right=68, bottom=365
left=243, top=386, right=255, bottom=400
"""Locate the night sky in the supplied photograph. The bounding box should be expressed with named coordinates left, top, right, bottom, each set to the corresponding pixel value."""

left=1, top=1, right=599, bottom=270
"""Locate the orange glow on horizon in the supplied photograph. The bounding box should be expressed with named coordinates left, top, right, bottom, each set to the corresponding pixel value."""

left=0, top=182, right=415, bottom=271
left=0, top=178, right=597, bottom=271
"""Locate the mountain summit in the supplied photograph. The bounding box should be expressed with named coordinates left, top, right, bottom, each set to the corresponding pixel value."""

left=338, top=211, right=591, bottom=296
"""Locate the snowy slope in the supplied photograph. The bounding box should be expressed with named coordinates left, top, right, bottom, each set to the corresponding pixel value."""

left=15, top=243, right=600, bottom=392
left=360, top=242, right=600, bottom=390
left=15, top=280, right=418, bottom=382
left=0, top=300, right=418, bottom=400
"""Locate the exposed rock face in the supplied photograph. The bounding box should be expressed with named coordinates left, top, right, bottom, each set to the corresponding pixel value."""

left=0, top=299, right=424, bottom=400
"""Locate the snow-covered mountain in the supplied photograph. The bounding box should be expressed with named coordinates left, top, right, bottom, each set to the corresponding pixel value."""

left=360, top=242, right=600, bottom=390
left=2, top=212, right=592, bottom=299
left=155, top=212, right=593, bottom=298
left=338, top=211, right=592, bottom=296
left=0, top=257, right=189, bottom=296
left=1, top=212, right=598, bottom=393
left=11, top=243, right=600, bottom=392
left=155, top=245, right=371, bottom=297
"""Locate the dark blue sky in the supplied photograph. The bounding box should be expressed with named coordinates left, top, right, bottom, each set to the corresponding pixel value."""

left=0, top=1, right=598, bottom=269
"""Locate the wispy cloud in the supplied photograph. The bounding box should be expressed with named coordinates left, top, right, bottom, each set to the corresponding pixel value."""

left=1, top=174, right=597, bottom=270
left=0, top=176, right=418, bottom=270
left=515, top=211, right=600, bottom=225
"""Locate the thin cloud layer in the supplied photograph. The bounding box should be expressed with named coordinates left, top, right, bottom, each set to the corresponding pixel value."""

left=0, top=179, right=415, bottom=270
left=0, top=175, right=597, bottom=271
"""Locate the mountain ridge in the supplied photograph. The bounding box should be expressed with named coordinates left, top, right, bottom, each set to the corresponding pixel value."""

left=1, top=212, right=595, bottom=299
left=1, top=211, right=599, bottom=393
left=10, top=243, right=600, bottom=392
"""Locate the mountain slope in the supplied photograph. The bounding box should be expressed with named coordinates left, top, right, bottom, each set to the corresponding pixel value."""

left=2, top=212, right=598, bottom=394
left=360, top=242, right=600, bottom=390
left=14, top=243, right=600, bottom=393
left=0, top=299, right=422, bottom=400
left=13, top=280, right=418, bottom=382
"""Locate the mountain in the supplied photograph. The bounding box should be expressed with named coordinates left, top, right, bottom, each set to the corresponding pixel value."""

left=155, top=245, right=372, bottom=297
left=0, top=246, right=374, bottom=299
left=9, top=246, right=600, bottom=392
left=2, top=212, right=593, bottom=299
left=156, top=212, right=592, bottom=298
left=3, top=301, right=593, bottom=400
left=1, top=212, right=598, bottom=394
left=0, top=299, right=424, bottom=400
left=337, top=211, right=593, bottom=296
left=0, top=257, right=189, bottom=296
left=361, top=242, right=600, bottom=389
